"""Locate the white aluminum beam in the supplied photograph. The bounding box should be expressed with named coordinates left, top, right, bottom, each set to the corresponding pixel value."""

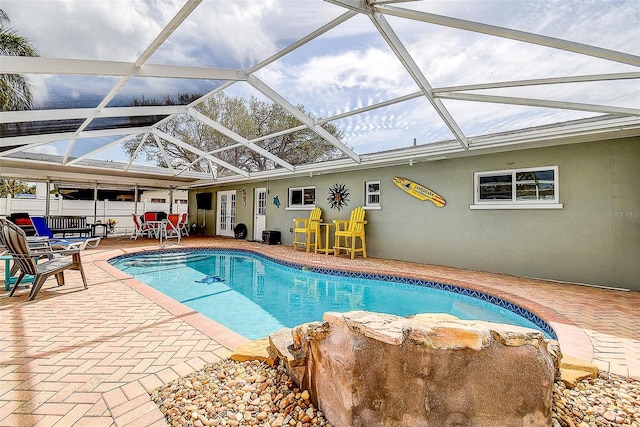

left=190, top=116, right=640, bottom=187
left=377, top=5, right=640, bottom=67
left=62, top=138, right=76, bottom=164
left=318, top=92, right=423, bottom=124
left=433, top=72, right=640, bottom=94
left=126, top=133, right=150, bottom=171
left=248, top=125, right=308, bottom=143
left=152, top=134, right=176, bottom=174
left=151, top=129, right=249, bottom=177
left=247, top=75, right=361, bottom=163
left=66, top=134, right=135, bottom=166
left=0, top=57, right=248, bottom=80
left=368, top=10, right=469, bottom=149
left=0, top=105, right=186, bottom=124
left=136, top=0, right=202, bottom=67
left=247, top=10, right=358, bottom=74
left=159, top=11, right=359, bottom=162
left=0, top=127, right=152, bottom=147
left=0, top=162, right=209, bottom=187
left=436, top=92, right=640, bottom=116
left=0, top=140, right=54, bottom=157
left=173, top=143, right=244, bottom=177
left=188, top=108, right=295, bottom=171
left=205, top=159, right=218, bottom=180
left=74, top=0, right=203, bottom=148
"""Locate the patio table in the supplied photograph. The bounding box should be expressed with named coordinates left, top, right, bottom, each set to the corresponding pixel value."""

left=91, top=223, right=108, bottom=238
left=318, top=222, right=335, bottom=255
left=1, top=255, right=35, bottom=291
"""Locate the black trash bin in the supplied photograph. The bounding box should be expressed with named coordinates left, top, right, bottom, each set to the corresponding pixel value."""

left=234, top=223, right=247, bottom=239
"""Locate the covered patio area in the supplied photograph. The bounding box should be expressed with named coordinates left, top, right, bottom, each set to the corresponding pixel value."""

left=0, top=236, right=638, bottom=426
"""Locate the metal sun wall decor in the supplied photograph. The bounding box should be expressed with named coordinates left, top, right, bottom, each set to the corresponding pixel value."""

left=327, top=183, right=350, bottom=211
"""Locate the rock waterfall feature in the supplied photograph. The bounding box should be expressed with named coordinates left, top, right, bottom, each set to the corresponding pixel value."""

left=269, top=311, right=559, bottom=427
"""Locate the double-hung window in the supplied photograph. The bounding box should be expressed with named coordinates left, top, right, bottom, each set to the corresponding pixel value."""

left=288, top=186, right=316, bottom=208
left=471, top=166, right=562, bottom=209
left=365, top=181, right=381, bottom=209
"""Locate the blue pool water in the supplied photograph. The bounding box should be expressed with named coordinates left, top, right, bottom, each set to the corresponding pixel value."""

left=109, top=249, right=554, bottom=340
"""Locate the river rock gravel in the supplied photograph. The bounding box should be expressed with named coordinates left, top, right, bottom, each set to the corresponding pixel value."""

left=150, top=359, right=331, bottom=427
left=552, top=371, right=639, bottom=427
left=151, top=359, right=639, bottom=427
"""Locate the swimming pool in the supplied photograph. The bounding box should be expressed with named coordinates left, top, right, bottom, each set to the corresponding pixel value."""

left=109, top=249, right=555, bottom=340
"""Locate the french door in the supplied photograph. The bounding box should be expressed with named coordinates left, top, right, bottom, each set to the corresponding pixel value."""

left=216, top=190, right=236, bottom=237
left=253, top=188, right=267, bottom=241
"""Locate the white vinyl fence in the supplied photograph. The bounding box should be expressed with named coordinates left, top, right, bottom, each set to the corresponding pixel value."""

left=0, top=196, right=188, bottom=236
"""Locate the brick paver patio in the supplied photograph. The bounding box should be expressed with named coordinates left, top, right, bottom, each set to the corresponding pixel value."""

left=1, top=236, right=638, bottom=426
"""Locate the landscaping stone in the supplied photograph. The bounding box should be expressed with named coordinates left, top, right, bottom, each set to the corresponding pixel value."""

left=230, top=338, right=276, bottom=365
left=150, top=357, right=640, bottom=427
left=281, top=311, right=558, bottom=427
left=559, top=354, right=599, bottom=388
left=150, top=312, right=639, bottom=427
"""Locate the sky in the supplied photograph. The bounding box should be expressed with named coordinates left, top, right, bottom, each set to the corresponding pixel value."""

left=2, top=0, right=639, bottom=161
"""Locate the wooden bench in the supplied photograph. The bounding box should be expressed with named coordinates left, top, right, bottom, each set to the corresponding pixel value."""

left=47, top=215, right=92, bottom=237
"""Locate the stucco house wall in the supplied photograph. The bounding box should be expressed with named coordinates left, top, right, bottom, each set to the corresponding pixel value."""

left=189, top=136, right=639, bottom=291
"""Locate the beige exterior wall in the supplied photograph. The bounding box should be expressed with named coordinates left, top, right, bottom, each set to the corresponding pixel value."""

left=189, top=137, right=639, bottom=291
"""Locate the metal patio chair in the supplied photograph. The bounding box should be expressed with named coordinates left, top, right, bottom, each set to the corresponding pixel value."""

left=131, top=214, right=154, bottom=239
left=160, top=218, right=181, bottom=246
left=178, top=213, right=190, bottom=237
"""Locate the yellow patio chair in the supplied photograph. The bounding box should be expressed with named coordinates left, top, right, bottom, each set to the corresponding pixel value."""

left=333, top=206, right=367, bottom=259
left=293, top=207, right=322, bottom=253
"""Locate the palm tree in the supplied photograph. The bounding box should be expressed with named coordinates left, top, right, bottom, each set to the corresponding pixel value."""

left=0, top=9, right=39, bottom=111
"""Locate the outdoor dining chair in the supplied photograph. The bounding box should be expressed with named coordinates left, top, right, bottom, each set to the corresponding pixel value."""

left=334, top=206, right=367, bottom=259
left=131, top=214, right=155, bottom=239
left=160, top=218, right=181, bottom=246
left=1, top=219, right=88, bottom=301
left=293, top=207, right=322, bottom=253
left=167, top=214, right=180, bottom=230
left=178, top=213, right=189, bottom=237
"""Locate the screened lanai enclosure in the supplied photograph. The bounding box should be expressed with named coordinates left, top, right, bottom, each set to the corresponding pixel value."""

left=0, top=0, right=639, bottom=189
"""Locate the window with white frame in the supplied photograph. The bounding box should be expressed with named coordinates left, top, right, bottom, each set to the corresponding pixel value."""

left=288, top=186, right=316, bottom=208
left=365, top=181, right=381, bottom=208
left=472, top=166, right=562, bottom=209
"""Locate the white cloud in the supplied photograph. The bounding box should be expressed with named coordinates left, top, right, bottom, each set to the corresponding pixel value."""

left=3, top=0, right=179, bottom=61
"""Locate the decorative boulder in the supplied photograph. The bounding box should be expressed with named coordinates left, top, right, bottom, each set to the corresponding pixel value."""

left=271, top=311, right=558, bottom=427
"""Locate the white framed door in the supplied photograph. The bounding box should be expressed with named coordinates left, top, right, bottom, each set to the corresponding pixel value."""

left=254, top=187, right=267, bottom=241
left=216, top=190, right=236, bottom=237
